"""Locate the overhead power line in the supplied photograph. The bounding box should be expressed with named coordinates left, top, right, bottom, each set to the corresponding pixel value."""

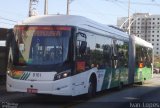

left=0, top=9, right=25, bottom=17
left=0, top=22, right=15, bottom=25
left=105, top=0, right=160, bottom=6
left=0, top=16, right=17, bottom=23
left=110, top=1, right=134, bottom=14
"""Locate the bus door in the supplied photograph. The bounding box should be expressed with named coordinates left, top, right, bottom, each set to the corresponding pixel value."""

left=111, top=39, right=119, bottom=87
left=72, top=32, right=88, bottom=95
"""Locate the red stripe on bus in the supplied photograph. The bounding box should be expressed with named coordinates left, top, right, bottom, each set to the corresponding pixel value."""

left=14, top=26, right=71, bottom=31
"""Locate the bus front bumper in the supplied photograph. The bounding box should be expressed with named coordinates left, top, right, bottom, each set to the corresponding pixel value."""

left=7, top=75, right=73, bottom=96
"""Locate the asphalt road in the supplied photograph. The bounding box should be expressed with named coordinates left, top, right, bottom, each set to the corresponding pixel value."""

left=1, top=74, right=160, bottom=108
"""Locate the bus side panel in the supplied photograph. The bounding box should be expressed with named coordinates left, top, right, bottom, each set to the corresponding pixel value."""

left=134, top=45, right=153, bottom=83
left=101, top=68, right=112, bottom=90
left=101, top=68, right=128, bottom=90
left=142, top=67, right=152, bottom=80
left=110, top=40, right=129, bottom=88
left=72, top=68, right=98, bottom=96
left=135, top=67, right=152, bottom=82
left=101, top=40, right=129, bottom=90
left=119, top=67, right=129, bottom=85
left=109, top=68, right=120, bottom=88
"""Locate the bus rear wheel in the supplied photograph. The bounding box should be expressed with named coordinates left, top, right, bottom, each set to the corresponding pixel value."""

left=138, top=81, right=144, bottom=85
left=118, top=82, right=123, bottom=90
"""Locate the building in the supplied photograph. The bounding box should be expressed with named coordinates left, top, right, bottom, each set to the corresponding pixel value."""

left=117, top=13, right=160, bottom=56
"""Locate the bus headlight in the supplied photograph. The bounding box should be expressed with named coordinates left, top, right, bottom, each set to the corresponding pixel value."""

left=7, top=70, right=12, bottom=76
left=54, top=70, right=71, bottom=81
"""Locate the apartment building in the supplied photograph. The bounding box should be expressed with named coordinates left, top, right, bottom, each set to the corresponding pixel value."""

left=117, top=13, right=160, bottom=56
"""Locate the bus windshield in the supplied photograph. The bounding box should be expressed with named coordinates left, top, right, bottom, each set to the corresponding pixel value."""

left=13, top=26, right=71, bottom=66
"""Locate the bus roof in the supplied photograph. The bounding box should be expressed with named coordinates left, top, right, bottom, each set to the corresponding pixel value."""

left=133, top=35, right=153, bottom=48
left=18, top=15, right=129, bottom=41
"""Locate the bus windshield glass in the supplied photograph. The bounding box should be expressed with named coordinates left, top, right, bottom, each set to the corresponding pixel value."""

left=13, top=26, right=71, bottom=66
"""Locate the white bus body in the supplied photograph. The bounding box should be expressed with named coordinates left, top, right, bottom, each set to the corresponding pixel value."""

left=7, top=15, right=153, bottom=97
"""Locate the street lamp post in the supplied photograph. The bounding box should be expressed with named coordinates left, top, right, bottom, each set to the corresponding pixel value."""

left=127, top=15, right=148, bottom=33
left=120, top=18, right=130, bottom=29
left=120, top=0, right=131, bottom=34
left=120, top=15, right=148, bottom=35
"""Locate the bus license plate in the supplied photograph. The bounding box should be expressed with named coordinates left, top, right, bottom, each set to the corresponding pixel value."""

left=27, top=88, right=38, bottom=93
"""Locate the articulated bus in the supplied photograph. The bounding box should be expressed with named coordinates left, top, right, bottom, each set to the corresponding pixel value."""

left=6, top=15, right=153, bottom=97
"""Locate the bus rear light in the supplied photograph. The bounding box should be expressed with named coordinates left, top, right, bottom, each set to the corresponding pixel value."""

left=139, top=63, right=144, bottom=68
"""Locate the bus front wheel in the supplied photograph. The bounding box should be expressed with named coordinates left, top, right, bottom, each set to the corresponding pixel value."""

left=86, top=75, right=97, bottom=99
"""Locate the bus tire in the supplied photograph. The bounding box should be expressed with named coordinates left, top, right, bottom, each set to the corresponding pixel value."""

left=138, top=81, right=144, bottom=85
left=86, top=75, right=97, bottom=99
left=118, top=82, right=123, bottom=90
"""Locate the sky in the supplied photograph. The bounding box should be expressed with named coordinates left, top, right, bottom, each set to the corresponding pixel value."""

left=0, top=0, right=160, bottom=28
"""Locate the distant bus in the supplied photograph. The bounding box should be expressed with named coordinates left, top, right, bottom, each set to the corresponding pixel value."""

left=0, top=28, right=8, bottom=76
left=6, top=15, right=153, bottom=97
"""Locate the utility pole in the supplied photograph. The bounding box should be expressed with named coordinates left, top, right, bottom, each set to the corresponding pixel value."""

left=44, top=0, right=48, bottom=15
left=66, top=0, right=69, bottom=15
left=29, top=0, right=32, bottom=17
left=66, top=0, right=74, bottom=15
left=28, top=0, right=39, bottom=17
left=128, top=0, right=135, bottom=85
left=128, top=0, right=131, bottom=35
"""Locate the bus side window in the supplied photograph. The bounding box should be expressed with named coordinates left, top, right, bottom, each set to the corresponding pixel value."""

left=102, top=44, right=111, bottom=67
